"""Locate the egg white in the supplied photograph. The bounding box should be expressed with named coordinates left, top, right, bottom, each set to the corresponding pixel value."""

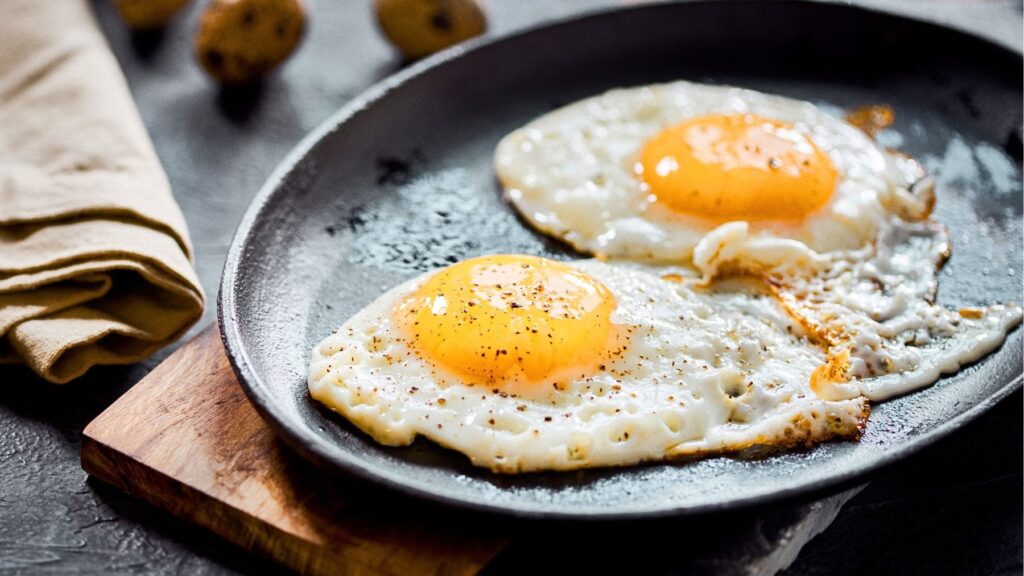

left=494, top=81, right=932, bottom=264
left=309, top=260, right=866, bottom=473
left=765, top=220, right=1022, bottom=401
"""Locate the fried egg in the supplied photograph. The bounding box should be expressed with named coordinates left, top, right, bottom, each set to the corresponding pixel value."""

left=494, top=81, right=933, bottom=263
left=309, top=255, right=866, bottom=473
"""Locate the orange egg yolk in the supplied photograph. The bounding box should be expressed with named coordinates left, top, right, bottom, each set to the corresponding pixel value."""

left=395, top=255, right=621, bottom=387
left=639, top=114, right=838, bottom=222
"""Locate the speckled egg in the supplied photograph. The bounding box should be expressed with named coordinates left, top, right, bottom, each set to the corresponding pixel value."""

left=195, top=0, right=305, bottom=84
left=373, top=0, right=486, bottom=60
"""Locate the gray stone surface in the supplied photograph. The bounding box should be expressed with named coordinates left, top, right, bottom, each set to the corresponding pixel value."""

left=0, top=1, right=1019, bottom=574
left=484, top=488, right=866, bottom=576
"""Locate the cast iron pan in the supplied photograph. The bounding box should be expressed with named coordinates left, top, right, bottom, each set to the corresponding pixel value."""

left=219, top=0, right=1023, bottom=519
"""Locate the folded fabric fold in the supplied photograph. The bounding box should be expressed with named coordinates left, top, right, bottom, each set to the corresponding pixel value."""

left=0, top=0, right=204, bottom=383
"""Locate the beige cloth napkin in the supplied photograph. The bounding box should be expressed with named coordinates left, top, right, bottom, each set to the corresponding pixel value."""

left=0, top=0, right=204, bottom=383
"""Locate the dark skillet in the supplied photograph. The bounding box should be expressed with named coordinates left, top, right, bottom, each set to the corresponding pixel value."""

left=218, top=0, right=1023, bottom=519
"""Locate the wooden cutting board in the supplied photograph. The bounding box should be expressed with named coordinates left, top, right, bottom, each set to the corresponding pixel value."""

left=81, top=325, right=861, bottom=575
left=80, top=325, right=508, bottom=576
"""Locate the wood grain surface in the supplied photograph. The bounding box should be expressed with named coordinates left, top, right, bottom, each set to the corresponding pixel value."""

left=81, top=326, right=507, bottom=576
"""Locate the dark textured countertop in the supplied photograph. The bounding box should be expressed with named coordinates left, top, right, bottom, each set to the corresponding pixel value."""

left=0, top=1, right=1020, bottom=574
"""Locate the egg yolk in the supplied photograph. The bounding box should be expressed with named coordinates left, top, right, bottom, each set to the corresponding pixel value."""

left=395, top=255, right=621, bottom=387
left=639, top=114, right=838, bottom=221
